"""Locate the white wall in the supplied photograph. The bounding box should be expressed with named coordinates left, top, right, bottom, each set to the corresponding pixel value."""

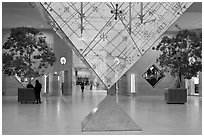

left=125, top=45, right=175, bottom=96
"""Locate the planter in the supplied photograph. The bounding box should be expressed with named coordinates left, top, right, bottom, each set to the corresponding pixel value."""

left=164, top=88, right=187, bottom=104
left=18, top=88, right=36, bottom=103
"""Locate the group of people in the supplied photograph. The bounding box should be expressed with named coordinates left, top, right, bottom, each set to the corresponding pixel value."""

left=27, top=80, right=42, bottom=104
left=28, top=80, right=94, bottom=101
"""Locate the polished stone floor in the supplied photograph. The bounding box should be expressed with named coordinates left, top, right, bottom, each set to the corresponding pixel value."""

left=2, top=86, right=202, bottom=135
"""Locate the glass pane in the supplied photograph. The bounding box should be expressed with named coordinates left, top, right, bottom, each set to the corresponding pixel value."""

left=39, top=2, right=192, bottom=89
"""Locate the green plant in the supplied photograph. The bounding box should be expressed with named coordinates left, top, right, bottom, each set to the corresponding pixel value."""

left=2, top=27, right=56, bottom=83
left=152, top=30, right=202, bottom=88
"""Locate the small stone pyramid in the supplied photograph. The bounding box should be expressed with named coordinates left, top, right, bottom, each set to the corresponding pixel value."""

left=81, top=95, right=142, bottom=132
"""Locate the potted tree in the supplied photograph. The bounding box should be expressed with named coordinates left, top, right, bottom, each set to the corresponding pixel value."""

left=2, top=26, right=56, bottom=102
left=153, top=29, right=202, bottom=103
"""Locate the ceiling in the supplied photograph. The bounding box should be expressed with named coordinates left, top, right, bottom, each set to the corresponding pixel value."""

left=2, top=2, right=202, bottom=30
left=2, top=2, right=51, bottom=29
left=168, top=2, right=202, bottom=31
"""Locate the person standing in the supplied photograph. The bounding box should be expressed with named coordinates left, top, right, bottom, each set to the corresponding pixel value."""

left=90, top=81, right=93, bottom=90
left=35, top=80, right=42, bottom=104
left=27, top=83, right=34, bottom=88
left=80, top=81, right=85, bottom=93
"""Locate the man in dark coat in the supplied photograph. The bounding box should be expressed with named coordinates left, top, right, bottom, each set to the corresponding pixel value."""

left=35, top=80, right=42, bottom=104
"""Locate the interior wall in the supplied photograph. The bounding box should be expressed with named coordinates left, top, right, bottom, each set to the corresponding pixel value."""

left=52, top=31, right=73, bottom=72
left=125, top=29, right=202, bottom=96
left=49, top=30, right=73, bottom=95
left=126, top=45, right=175, bottom=96
left=2, top=74, right=24, bottom=96
left=2, top=28, right=73, bottom=96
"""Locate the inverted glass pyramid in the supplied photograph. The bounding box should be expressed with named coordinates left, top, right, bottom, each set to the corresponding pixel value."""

left=38, top=2, right=192, bottom=89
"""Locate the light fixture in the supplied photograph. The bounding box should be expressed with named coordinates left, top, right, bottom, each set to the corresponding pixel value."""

left=60, top=57, right=66, bottom=65
left=100, top=33, right=107, bottom=41
left=114, top=57, right=120, bottom=64
left=110, top=3, right=123, bottom=20
left=130, top=74, right=135, bottom=93
left=44, top=75, right=47, bottom=94
left=24, top=78, right=28, bottom=82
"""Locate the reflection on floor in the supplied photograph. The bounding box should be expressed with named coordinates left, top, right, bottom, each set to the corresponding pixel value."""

left=2, top=86, right=202, bottom=135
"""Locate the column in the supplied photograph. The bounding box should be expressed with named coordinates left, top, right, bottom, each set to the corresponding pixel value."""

left=107, top=83, right=116, bottom=96
left=49, top=72, right=59, bottom=96
left=63, top=70, right=72, bottom=95
left=46, top=75, right=49, bottom=93
left=118, top=74, right=130, bottom=95
left=199, top=72, right=202, bottom=97
left=185, top=79, right=191, bottom=95
left=41, top=75, right=46, bottom=94
left=2, top=74, right=7, bottom=95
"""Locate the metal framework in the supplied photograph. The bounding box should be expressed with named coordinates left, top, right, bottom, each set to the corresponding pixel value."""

left=38, top=2, right=192, bottom=89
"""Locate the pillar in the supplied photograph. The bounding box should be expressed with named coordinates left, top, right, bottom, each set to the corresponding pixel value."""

left=2, top=74, right=7, bottom=96
left=46, top=75, right=49, bottom=93
left=63, top=70, right=72, bottom=95
left=185, top=79, right=194, bottom=95
left=107, top=83, right=116, bottom=96
left=41, top=75, right=46, bottom=94
left=199, top=72, right=202, bottom=97
left=49, top=72, right=59, bottom=96
left=118, top=74, right=130, bottom=95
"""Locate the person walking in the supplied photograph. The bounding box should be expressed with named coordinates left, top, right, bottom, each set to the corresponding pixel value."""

left=90, top=81, right=93, bottom=90
left=35, top=80, right=42, bottom=104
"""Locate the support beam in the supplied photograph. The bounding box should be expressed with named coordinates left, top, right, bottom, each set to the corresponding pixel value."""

left=107, top=83, right=116, bottom=96
left=63, top=70, right=72, bottom=95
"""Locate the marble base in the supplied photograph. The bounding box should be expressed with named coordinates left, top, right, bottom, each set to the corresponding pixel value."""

left=81, top=95, right=142, bottom=132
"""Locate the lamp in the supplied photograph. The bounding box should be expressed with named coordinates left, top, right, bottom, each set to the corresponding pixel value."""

left=60, top=57, right=66, bottom=65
